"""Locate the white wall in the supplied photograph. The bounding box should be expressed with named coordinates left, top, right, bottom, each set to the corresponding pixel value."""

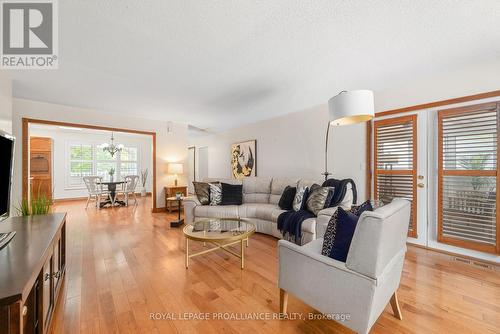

left=190, top=60, right=500, bottom=204
left=12, top=98, right=188, bottom=209
left=0, top=72, right=12, bottom=133
left=29, top=127, right=153, bottom=200
left=375, top=58, right=500, bottom=112
left=190, top=105, right=368, bottom=201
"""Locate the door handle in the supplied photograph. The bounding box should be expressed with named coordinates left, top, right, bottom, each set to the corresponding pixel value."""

left=417, top=183, right=425, bottom=188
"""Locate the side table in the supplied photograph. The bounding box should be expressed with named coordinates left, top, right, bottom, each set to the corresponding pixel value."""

left=164, top=186, right=188, bottom=212
left=168, top=196, right=184, bottom=227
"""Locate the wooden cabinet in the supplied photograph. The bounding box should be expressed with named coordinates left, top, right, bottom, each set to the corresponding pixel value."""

left=41, top=256, right=52, bottom=329
left=164, top=186, right=188, bottom=212
left=0, top=214, right=66, bottom=334
left=29, top=137, right=53, bottom=201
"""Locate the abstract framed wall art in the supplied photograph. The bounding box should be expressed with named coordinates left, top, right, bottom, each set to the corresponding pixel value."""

left=231, top=140, right=257, bottom=179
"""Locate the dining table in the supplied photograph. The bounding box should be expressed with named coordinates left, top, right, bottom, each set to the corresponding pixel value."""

left=99, top=180, right=125, bottom=208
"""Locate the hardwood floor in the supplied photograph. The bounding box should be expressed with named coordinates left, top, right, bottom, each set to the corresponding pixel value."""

left=49, top=198, right=500, bottom=334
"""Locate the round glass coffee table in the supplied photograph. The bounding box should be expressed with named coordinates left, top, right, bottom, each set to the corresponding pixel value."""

left=183, top=218, right=256, bottom=269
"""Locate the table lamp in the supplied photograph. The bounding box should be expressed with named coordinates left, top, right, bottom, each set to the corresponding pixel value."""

left=168, top=163, right=183, bottom=186
left=323, top=90, right=374, bottom=180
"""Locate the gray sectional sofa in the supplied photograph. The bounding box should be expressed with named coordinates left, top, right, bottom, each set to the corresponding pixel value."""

left=183, top=177, right=353, bottom=244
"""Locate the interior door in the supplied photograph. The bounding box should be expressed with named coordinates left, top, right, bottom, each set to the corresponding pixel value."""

left=374, top=114, right=427, bottom=241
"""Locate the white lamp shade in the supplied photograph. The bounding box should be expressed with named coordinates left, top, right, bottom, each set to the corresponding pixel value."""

left=328, top=90, right=374, bottom=126
left=167, top=163, right=183, bottom=175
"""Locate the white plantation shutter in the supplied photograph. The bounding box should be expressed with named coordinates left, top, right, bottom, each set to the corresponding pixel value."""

left=438, top=102, right=500, bottom=254
left=374, top=115, right=417, bottom=237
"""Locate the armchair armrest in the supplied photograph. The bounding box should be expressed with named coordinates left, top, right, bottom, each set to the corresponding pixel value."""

left=278, top=239, right=372, bottom=282
left=183, top=196, right=200, bottom=224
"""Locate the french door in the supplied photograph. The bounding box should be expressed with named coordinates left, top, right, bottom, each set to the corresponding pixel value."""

left=438, top=102, right=500, bottom=254
left=373, top=100, right=500, bottom=257
left=374, top=115, right=421, bottom=238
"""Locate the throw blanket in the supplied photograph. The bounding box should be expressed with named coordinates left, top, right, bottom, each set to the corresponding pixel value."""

left=277, top=178, right=357, bottom=245
left=277, top=209, right=315, bottom=245
left=322, top=178, right=357, bottom=206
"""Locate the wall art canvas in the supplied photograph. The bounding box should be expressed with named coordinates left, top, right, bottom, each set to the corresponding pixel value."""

left=231, top=140, right=257, bottom=179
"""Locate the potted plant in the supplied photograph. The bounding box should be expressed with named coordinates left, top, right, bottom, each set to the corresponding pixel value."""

left=108, top=167, right=115, bottom=182
left=16, top=185, right=52, bottom=216
left=140, top=169, right=148, bottom=196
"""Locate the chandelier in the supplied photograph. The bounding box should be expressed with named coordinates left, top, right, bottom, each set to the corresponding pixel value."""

left=101, top=132, right=124, bottom=157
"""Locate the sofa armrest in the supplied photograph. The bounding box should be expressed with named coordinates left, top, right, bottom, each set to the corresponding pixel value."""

left=183, top=196, right=200, bottom=224
left=315, top=206, right=339, bottom=238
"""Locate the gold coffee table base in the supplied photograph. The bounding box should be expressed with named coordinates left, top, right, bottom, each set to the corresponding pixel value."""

left=185, top=238, right=249, bottom=269
left=183, top=218, right=255, bottom=270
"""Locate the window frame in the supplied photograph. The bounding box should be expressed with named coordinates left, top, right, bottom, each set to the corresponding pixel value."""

left=66, top=143, right=94, bottom=189
left=65, top=141, right=141, bottom=190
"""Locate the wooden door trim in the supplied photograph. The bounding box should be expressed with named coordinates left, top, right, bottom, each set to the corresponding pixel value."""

left=374, top=114, right=418, bottom=238
left=22, top=118, right=159, bottom=212
left=376, top=90, right=500, bottom=117
left=437, top=102, right=500, bottom=254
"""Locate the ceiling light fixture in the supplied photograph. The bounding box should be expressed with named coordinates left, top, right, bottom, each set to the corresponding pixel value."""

left=101, top=132, right=124, bottom=157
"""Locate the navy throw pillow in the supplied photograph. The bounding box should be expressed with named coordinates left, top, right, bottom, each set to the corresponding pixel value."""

left=328, top=207, right=360, bottom=262
left=322, top=200, right=373, bottom=262
left=220, top=183, right=243, bottom=205
left=278, top=186, right=296, bottom=210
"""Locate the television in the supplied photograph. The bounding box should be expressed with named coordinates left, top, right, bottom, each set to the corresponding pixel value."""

left=0, top=130, right=15, bottom=221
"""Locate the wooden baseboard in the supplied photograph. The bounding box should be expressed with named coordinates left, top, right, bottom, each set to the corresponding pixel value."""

left=408, top=243, right=499, bottom=268
left=152, top=207, right=166, bottom=213
left=53, top=192, right=152, bottom=203
left=53, top=196, right=88, bottom=203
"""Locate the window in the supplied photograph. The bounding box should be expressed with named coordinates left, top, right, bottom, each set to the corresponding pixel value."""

left=66, top=142, right=140, bottom=188
left=374, top=115, right=417, bottom=237
left=68, top=144, right=93, bottom=187
left=119, top=146, right=138, bottom=179
left=438, top=102, right=499, bottom=254
left=96, top=145, right=118, bottom=179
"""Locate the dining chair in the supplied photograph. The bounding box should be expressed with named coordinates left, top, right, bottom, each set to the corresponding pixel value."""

left=83, top=176, right=109, bottom=209
left=119, top=175, right=140, bottom=206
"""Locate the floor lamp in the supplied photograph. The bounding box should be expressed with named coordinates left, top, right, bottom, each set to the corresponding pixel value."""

left=323, top=90, right=375, bottom=180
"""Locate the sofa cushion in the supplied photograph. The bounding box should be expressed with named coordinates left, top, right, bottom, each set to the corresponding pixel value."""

left=221, top=183, right=243, bottom=205
left=238, top=203, right=285, bottom=222
left=194, top=205, right=239, bottom=219
left=242, top=177, right=272, bottom=203
left=270, top=177, right=300, bottom=204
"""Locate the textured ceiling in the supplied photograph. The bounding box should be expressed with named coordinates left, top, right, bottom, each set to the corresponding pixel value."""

left=7, top=0, right=500, bottom=132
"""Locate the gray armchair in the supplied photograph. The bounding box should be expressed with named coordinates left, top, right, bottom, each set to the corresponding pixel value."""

left=278, top=198, right=411, bottom=334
